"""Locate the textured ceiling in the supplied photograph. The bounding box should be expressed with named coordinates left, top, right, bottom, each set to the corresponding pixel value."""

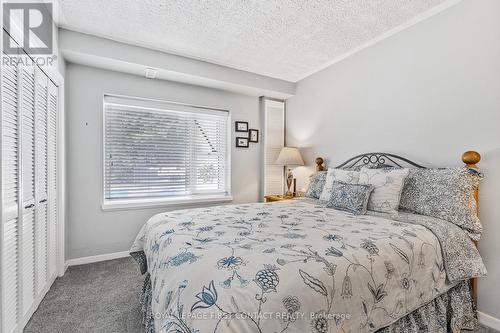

left=58, top=0, right=448, bottom=82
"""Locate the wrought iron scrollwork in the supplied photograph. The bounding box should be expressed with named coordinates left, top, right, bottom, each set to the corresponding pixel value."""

left=335, top=152, right=425, bottom=169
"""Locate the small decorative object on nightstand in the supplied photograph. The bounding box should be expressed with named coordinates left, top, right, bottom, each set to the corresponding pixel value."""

left=264, top=194, right=294, bottom=202
left=276, top=147, right=304, bottom=196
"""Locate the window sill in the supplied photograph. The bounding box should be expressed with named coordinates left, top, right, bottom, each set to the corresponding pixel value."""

left=101, top=194, right=233, bottom=212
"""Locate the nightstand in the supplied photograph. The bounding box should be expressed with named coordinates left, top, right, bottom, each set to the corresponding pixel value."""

left=264, top=195, right=294, bottom=202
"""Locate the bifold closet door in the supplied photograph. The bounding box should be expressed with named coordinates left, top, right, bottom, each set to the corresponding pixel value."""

left=35, top=67, right=49, bottom=293
left=20, top=54, right=36, bottom=316
left=47, top=80, right=57, bottom=277
left=1, top=48, right=20, bottom=333
left=1, top=34, right=59, bottom=332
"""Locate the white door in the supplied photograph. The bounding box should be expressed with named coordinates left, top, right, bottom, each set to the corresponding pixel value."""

left=1, top=36, right=60, bottom=332
left=47, top=79, right=58, bottom=277
left=1, top=45, right=20, bottom=333
left=19, top=52, right=36, bottom=317
left=35, top=67, right=49, bottom=294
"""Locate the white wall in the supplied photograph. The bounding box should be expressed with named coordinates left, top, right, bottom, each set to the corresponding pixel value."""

left=59, top=29, right=295, bottom=99
left=286, top=0, right=500, bottom=321
left=66, top=63, right=261, bottom=260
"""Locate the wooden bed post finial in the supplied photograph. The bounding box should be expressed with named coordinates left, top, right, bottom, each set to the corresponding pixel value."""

left=462, top=150, right=481, bottom=307
left=462, top=151, right=481, bottom=169
left=315, top=157, right=325, bottom=171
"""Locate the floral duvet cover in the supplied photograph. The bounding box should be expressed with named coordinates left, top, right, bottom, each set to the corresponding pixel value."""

left=130, top=198, right=486, bottom=333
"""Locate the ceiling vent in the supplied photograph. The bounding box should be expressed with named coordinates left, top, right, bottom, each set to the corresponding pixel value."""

left=145, top=67, right=158, bottom=79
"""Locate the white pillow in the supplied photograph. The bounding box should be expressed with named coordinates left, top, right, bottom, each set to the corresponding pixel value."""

left=358, top=167, right=409, bottom=214
left=319, top=168, right=360, bottom=201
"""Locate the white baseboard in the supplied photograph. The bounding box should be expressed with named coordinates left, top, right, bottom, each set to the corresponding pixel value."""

left=478, top=311, right=500, bottom=330
left=65, top=250, right=130, bottom=267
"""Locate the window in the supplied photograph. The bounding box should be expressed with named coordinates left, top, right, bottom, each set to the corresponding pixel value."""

left=102, top=95, right=231, bottom=209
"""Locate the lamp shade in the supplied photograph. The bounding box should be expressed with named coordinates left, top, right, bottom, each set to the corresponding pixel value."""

left=276, top=147, right=304, bottom=166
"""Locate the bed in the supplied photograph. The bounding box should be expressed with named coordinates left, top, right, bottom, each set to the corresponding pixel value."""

left=130, top=152, right=487, bottom=333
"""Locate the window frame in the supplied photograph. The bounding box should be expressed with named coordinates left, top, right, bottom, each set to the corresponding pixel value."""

left=101, top=94, right=232, bottom=211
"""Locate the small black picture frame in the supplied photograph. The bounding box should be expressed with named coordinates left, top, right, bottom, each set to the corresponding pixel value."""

left=249, top=129, right=259, bottom=143
left=235, top=121, right=249, bottom=132
left=236, top=137, right=249, bottom=148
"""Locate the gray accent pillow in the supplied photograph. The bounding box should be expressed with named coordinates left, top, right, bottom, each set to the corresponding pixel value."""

left=305, top=171, right=327, bottom=199
left=319, top=168, right=360, bottom=201
left=399, top=167, right=482, bottom=240
left=326, top=181, right=374, bottom=215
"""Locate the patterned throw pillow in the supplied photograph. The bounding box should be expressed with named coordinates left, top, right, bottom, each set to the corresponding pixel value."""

left=319, top=168, right=360, bottom=201
left=358, top=167, right=409, bottom=214
left=399, top=167, right=482, bottom=240
left=326, top=181, right=374, bottom=215
left=305, top=171, right=327, bottom=199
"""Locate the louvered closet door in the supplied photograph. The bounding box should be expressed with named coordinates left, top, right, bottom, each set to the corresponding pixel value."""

left=1, top=34, right=59, bottom=332
left=34, top=67, right=49, bottom=292
left=47, top=80, right=58, bottom=277
left=1, top=49, right=20, bottom=333
left=20, top=53, right=36, bottom=315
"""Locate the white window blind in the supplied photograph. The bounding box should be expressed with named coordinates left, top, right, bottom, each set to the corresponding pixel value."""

left=103, top=95, right=230, bottom=205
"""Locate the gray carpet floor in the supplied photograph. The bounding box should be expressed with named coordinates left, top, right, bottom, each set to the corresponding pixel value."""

left=24, top=257, right=497, bottom=333
left=24, top=257, right=144, bottom=333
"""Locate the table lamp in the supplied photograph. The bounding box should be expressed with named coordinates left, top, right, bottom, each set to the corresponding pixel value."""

left=276, top=147, right=304, bottom=196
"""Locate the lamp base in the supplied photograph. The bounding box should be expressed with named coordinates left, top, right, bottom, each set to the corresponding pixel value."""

left=286, top=168, right=293, bottom=197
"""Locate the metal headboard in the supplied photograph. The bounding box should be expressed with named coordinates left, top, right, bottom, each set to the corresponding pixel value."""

left=335, top=152, right=426, bottom=169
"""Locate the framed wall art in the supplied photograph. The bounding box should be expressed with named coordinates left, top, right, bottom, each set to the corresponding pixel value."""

left=236, top=137, right=249, bottom=147
left=249, top=129, right=259, bottom=143
left=235, top=121, right=249, bottom=132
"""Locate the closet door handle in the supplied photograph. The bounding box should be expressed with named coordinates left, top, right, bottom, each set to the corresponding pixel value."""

left=24, top=203, right=35, bottom=209
left=39, top=199, right=47, bottom=203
